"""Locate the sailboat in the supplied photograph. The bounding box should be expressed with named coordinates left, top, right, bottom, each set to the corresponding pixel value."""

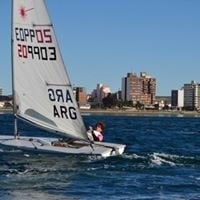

left=0, top=0, right=125, bottom=158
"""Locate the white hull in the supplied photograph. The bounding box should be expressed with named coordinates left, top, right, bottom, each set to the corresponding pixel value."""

left=0, top=135, right=125, bottom=158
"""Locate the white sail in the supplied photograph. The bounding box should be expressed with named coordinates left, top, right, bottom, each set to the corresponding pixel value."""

left=12, top=0, right=87, bottom=140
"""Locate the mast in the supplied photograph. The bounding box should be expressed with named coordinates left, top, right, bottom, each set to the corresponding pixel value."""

left=11, top=0, right=18, bottom=138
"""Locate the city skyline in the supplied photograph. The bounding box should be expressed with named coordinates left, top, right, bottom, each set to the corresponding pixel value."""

left=1, top=1, right=200, bottom=96
left=0, top=70, right=197, bottom=98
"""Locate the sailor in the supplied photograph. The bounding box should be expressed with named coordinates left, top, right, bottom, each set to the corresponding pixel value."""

left=87, top=121, right=105, bottom=142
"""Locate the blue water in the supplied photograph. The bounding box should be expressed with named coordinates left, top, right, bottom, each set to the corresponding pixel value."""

left=0, top=113, right=200, bottom=200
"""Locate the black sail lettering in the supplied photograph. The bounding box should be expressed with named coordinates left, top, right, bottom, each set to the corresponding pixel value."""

left=29, top=29, right=35, bottom=42
left=48, top=89, right=55, bottom=101
left=28, top=46, right=34, bottom=59
left=56, top=89, right=64, bottom=102
left=66, top=90, right=73, bottom=103
left=53, top=105, right=60, bottom=118
left=69, top=107, right=77, bottom=120
left=15, top=28, right=20, bottom=41
left=49, top=47, right=56, bottom=60
left=41, top=47, right=48, bottom=60
left=34, top=46, right=40, bottom=59
left=60, top=106, right=68, bottom=119
left=24, top=29, right=29, bottom=41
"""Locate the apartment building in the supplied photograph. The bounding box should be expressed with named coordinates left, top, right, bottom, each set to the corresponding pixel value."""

left=183, top=81, right=200, bottom=110
left=122, top=72, right=156, bottom=105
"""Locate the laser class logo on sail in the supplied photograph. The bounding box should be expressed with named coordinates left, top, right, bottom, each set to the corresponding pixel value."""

left=15, top=6, right=57, bottom=61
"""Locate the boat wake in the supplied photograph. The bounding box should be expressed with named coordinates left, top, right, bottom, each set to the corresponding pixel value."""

left=0, top=147, right=21, bottom=152
left=121, top=152, right=200, bottom=168
left=150, top=152, right=177, bottom=166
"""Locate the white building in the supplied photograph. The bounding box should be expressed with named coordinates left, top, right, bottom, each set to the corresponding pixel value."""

left=92, top=83, right=111, bottom=104
left=177, top=89, right=184, bottom=108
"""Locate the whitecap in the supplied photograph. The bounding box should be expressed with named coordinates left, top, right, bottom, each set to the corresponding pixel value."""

left=24, top=154, right=30, bottom=157
left=122, top=153, right=146, bottom=160
left=150, top=152, right=176, bottom=166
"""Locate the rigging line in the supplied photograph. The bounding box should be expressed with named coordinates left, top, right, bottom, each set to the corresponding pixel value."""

left=89, top=141, right=94, bottom=151
left=29, top=138, right=38, bottom=150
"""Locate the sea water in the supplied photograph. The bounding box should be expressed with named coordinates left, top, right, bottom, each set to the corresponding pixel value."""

left=0, top=113, right=200, bottom=200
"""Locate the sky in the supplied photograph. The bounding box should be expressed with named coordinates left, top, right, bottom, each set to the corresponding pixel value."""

left=1, top=0, right=200, bottom=96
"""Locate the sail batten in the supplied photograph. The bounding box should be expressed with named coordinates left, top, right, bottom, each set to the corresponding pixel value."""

left=33, top=24, right=52, bottom=27
left=13, top=0, right=87, bottom=141
left=45, top=83, right=72, bottom=87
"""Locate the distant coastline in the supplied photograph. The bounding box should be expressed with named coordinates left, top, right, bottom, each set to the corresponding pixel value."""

left=80, top=109, right=200, bottom=117
left=1, top=108, right=200, bottom=117
left=0, top=108, right=12, bottom=113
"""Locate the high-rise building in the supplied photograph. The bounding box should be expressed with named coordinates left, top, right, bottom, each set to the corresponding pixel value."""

left=171, top=89, right=184, bottom=110
left=121, top=72, right=156, bottom=105
left=183, top=81, right=200, bottom=110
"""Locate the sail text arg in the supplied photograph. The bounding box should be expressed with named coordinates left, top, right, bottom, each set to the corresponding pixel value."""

left=48, top=89, right=77, bottom=120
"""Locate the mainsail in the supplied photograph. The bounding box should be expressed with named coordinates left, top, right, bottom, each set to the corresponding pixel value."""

left=12, top=0, right=87, bottom=140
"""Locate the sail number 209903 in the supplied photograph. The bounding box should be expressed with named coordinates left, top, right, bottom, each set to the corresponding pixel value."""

left=15, top=27, right=57, bottom=61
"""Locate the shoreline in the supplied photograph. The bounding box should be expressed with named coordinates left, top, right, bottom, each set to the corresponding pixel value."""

left=0, top=108, right=13, bottom=113
left=1, top=108, right=200, bottom=117
left=80, top=109, right=200, bottom=117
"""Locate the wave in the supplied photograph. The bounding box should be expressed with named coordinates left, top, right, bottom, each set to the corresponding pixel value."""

left=121, top=152, right=200, bottom=168
left=0, top=147, right=199, bottom=177
left=150, top=152, right=177, bottom=166
left=3, top=190, right=68, bottom=200
left=0, top=148, right=22, bottom=153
